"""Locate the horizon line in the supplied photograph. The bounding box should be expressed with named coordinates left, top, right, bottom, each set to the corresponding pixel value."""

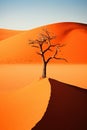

left=0, top=21, right=87, bottom=31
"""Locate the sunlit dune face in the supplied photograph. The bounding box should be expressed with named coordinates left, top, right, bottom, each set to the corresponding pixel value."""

left=0, top=22, right=87, bottom=64
left=61, top=29, right=87, bottom=63
left=0, top=78, right=51, bottom=130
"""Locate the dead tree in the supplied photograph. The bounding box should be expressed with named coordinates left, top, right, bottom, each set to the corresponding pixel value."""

left=29, top=29, right=67, bottom=78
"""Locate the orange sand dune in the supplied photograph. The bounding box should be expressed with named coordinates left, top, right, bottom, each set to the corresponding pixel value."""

left=0, top=78, right=87, bottom=130
left=32, top=78, right=87, bottom=130
left=0, top=78, right=51, bottom=130
left=0, top=29, right=24, bottom=41
left=0, top=22, right=87, bottom=63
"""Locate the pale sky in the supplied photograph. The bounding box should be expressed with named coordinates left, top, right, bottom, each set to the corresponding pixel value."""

left=0, top=0, right=87, bottom=30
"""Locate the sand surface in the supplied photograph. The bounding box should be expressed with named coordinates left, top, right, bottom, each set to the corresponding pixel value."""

left=0, top=64, right=87, bottom=90
left=32, top=78, right=87, bottom=130
left=0, top=78, right=50, bottom=130
left=0, top=64, right=87, bottom=130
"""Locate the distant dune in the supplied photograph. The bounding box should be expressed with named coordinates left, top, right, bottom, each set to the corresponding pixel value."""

left=0, top=22, right=87, bottom=63
left=0, top=29, right=24, bottom=41
left=32, top=78, right=87, bottom=130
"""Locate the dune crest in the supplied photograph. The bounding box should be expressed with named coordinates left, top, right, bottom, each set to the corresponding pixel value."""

left=32, top=78, right=87, bottom=130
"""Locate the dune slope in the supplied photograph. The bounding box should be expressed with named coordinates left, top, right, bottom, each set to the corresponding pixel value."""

left=0, top=29, right=24, bottom=41
left=32, top=78, right=87, bottom=130
left=0, top=78, right=51, bottom=130
left=0, top=22, right=87, bottom=63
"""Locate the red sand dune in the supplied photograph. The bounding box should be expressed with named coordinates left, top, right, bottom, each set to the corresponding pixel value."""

left=0, top=29, right=24, bottom=41
left=0, top=22, right=87, bottom=63
left=32, top=78, right=87, bottom=130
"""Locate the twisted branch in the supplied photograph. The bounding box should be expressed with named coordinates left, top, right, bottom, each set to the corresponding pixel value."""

left=29, top=29, right=67, bottom=64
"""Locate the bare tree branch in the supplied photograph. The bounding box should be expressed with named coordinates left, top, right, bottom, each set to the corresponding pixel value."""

left=46, top=47, right=58, bottom=63
left=42, top=43, right=60, bottom=54
left=38, top=29, right=56, bottom=44
left=36, top=52, right=42, bottom=56
left=29, top=40, right=35, bottom=44
left=32, top=45, right=39, bottom=48
left=43, top=42, right=51, bottom=54
left=49, top=48, right=53, bottom=52
left=53, top=46, right=59, bottom=57
left=46, top=45, right=67, bottom=63
left=28, top=29, right=67, bottom=78
left=54, top=57, right=68, bottom=62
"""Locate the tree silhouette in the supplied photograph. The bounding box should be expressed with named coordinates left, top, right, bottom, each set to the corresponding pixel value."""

left=29, top=29, right=67, bottom=78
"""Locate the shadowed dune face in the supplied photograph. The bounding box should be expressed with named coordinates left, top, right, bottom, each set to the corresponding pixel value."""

left=0, top=78, right=51, bottom=130
left=0, top=22, right=87, bottom=63
left=0, top=29, right=24, bottom=41
left=32, top=78, right=87, bottom=130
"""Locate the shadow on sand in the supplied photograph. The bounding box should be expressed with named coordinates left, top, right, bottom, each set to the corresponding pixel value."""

left=32, top=78, right=87, bottom=130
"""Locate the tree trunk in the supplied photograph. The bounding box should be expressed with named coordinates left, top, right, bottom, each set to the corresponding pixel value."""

left=42, top=62, right=47, bottom=78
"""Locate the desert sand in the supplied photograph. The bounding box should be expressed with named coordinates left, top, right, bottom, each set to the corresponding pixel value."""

left=32, top=78, right=87, bottom=130
left=0, top=78, right=87, bottom=130
left=0, top=78, right=51, bottom=130
left=0, top=64, right=87, bottom=90
left=0, top=22, right=87, bottom=63
left=0, top=22, right=87, bottom=130
left=0, top=29, right=24, bottom=41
